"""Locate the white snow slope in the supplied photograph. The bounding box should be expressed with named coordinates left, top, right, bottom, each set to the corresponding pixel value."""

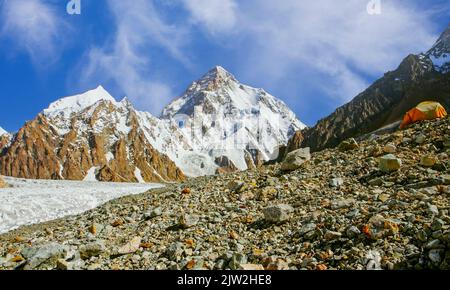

left=0, top=176, right=162, bottom=234
left=426, top=24, right=450, bottom=73
left=0, top=126, right=7, bottom=136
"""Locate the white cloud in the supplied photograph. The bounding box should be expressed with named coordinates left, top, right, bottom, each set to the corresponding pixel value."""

left=181, top=0, right=237, bottom=34
left=184, top=0, right=438, bottom=103
left=0, top=0, right=67, bottom=63
left=80, top=0, right=190, bottom=114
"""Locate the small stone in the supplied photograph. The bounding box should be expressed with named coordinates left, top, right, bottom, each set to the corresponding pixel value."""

left=428, top=249, right=443, bottom=264
left=111, top=219, right=124, bottom=227
left=383, top=144, right=397, bottom=154
left=442, top=175, right=450, bottom=185
left=379, top=154, right=402, bottom=173
left=329, top=178, right=344, bottom=188
left=144, top=207, right=163, bottom=220
left=179, top=214, right=199, bottom=228
left=256, top=186, right=277, bottom=201
left=425, top=239, right=441, bottom=250
left=324, top=230, right=342, bottom=240
left=118, top=237, right=142, bottom=255
left=431, top=219, right=445, bottom=231
left=229, top=253, right=247, bottom=270
left=378, top=194, right=390, bottom=202
left=346, top=226, right=361, bottom=238
left=228, top=181, right=245, bottom=192
left=264, top=257, right=290, bottom=270
left=420, top=155, right=437, bottom=167
left=281, top=148, right=311, bottom=171
left=427, top=204, right=439, bottom=216
left=368, top=178, right=383, bottom=186
left=415, top=134, right=426, bottom=144
left=56, top=258, right=84, bottom=271
left=181, top=188, right=191, bottom=194
left=239, top=264, right=265, bottom=270
left=165, top=242, right=183, bottom=261
left=298, top=223, right=317, bottom=236
left=263, top=204, right=294, bottom=223
left=331, top=199, right=355, bottom=210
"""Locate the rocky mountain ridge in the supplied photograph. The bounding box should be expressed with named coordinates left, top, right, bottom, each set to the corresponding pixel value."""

left=288, top=24, right=450, bottom=153
left=0, top=87, right=185, bottom=183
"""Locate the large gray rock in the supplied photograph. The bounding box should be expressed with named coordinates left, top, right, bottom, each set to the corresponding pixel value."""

left=21, top=243, right=68, bottom=270
left=263, top=204, right=294, bottom=223
left=281, top=148, right=311, bottom=171
left=79, top=240, right=106, bottom=260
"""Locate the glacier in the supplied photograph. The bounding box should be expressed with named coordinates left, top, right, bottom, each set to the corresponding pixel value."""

left=0, top=176, right=162, bottom=234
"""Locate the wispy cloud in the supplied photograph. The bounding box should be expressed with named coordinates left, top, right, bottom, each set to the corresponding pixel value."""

left=181, top=0, right=237, bottom=34
left=182, top=0, right=438, bottom=104
left=0, top=0, right=67, bottom=64
left=80, top=0, right=190, bottom=114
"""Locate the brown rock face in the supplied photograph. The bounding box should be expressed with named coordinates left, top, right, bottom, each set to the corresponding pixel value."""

left=0, top=101, right=185, bottom=183
left=288, top=53, right=450, bottom=153
left=0, top=135, right=10, bottom=155
left=215, top=156, right=239, bottom=174
left=0, top=176, right=7, bottom=188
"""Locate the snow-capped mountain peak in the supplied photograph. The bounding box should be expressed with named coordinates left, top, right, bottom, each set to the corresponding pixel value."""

left=0, top=126, right=7, bottom=136
left=426, top=23, right=450, bottom=73
left=43, top=85, right=117, bottom=118
left=160, top=66, right=306, bottom=176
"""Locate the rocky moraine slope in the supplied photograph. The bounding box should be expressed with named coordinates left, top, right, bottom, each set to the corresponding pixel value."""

left=1, top=116, right=449, bottom=270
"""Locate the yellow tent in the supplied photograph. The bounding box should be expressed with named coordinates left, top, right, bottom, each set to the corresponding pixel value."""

left=400, top=101, right=447, bottom=129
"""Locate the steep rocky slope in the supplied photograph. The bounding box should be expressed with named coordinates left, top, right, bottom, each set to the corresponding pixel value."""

left=1, top=116, right=448, bottom=270
left=0, top=87, right=185, bottom=183
left=289, top=25, right=450, bottom=153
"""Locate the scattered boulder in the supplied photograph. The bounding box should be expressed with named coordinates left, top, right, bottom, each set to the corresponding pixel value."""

left=324, top=230, right=342, bottom=240
left=263, top=204, right=294, bottom=223
left=263, top=257, right=290, bottom=270
left=420, top=155, right=437, bottom=167
left=383, top=144, right=397, bottom=154
left=79, top=241, right=106, bottom=260
left=179, top=214, right=199, bottom=229
left=329, top=178, right=344, bottom=188
left=281, top=148, right=311, bottom=171
left=21, top=243, right=68, bottom=270
left=229, top=253, right=247, bottom=270
left=338, top=138, right=359, bottom=152
left=379, top=154, right=402, bottom=172
left=117, top=237, right=141, bottom=255
left=165, top=242, right=184, bottom=261
left=144, top=207, right=163, bottom=220
left=239, top=264, right=265, bottom=270
left=227, top=180, right=245, bottom=192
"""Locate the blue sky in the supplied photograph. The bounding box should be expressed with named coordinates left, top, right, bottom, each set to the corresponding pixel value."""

left=0, top=0, right=449, bottom=132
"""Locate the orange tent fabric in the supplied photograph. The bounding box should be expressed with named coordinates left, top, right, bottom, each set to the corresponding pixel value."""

left=400, top=101, right=447, bottom=129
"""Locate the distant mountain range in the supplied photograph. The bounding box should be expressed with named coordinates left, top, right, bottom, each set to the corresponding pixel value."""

left=0, top=67, right=304, bottom=182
